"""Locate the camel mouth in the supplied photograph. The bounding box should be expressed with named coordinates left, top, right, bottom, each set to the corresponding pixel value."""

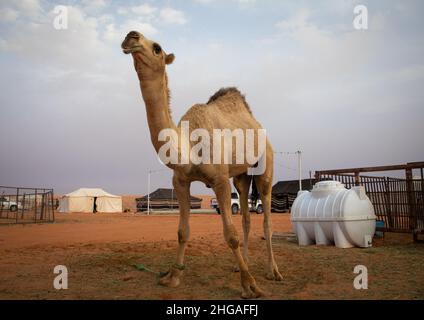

left=122, top=45, right=143, bottom=55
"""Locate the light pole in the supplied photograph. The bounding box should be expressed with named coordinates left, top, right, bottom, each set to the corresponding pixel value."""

left=147, top=169, right=151, bottom=215
left=297, top=150, right=302, bottom=191
left=147, top=168, right=167, bottom=215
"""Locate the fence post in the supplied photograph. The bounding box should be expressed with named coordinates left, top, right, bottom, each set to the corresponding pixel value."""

left=34, top=189, right=38, bottom=223
left=52, top=190, right=55, bottom=222
left=315, top=172, right=321, bottom=182
left=22, top=193, right=26, bottom=220
left=405, top=168, right=417, bottom=241
left=40, top=193, right=45, bottom=221
left=0, top=191, right=3, bottom=219
left=16, top=188, right=19, bottom=223
left=384, top=177, right=393, bottom=229
left=354, top=171, right=360, bottom=186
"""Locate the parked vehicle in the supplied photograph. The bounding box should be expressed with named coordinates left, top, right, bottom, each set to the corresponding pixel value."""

left=0, top=196, right=22, bottom=212
left=211, top=192, right=263, bottom=214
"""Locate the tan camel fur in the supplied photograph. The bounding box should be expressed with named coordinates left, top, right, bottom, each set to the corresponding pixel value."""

left=121, top=31, right=282, bottom=298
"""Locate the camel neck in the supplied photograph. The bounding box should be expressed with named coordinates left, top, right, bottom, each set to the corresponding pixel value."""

left=139, top=73, right=177, bottom=155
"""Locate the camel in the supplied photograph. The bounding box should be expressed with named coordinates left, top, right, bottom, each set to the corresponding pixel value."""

left=121, top=31, right=282, bottom=299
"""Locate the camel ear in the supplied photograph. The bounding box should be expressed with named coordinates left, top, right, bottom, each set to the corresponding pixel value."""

left=165, top=53, right=175, bottom=65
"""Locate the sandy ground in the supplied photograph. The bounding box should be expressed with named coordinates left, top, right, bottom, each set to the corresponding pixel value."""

left=0, top=212, right=423, bottom=300
left=0, top=212, right=269, bottom=250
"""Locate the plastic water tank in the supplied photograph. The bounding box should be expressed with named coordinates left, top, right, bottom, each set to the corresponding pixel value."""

left=290, top=180, right=376, bottom=248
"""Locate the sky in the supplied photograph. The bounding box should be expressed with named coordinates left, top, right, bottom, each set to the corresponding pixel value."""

left=0, top=0, right=423, bottom=195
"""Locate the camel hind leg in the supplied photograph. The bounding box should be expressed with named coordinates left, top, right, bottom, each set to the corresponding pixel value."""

left=254, top=156, right=283, bottom=281
left=233, top=173, right=252, bottom=265
left=213, top=176, right=264, bottom=299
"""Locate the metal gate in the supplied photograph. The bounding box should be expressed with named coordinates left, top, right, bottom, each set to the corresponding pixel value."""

left=0, top=186, right=55, bottom=224
left=315, top=162, right=424, bottom=241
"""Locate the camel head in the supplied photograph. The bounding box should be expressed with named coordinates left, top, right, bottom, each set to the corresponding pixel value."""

left=121, top=31, right=175, bottom=78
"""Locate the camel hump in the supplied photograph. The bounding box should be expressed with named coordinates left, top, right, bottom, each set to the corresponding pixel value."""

left=207, top=87, right=252, bottom=114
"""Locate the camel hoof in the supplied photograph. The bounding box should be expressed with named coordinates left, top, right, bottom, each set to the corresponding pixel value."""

left=241, top=285, right=265, bottom=299
left=265, top=268, right=283, bottom=281
left=158, top=272, right=181, bottom=288
left=240, top=270, right=265, bottom=299
left=232, top=265, right=240, bottom=273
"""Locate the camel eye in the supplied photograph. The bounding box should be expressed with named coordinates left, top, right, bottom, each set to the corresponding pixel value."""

left=153, top=43, right=162, bottom=55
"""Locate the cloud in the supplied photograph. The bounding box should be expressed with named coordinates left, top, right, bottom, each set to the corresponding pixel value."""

left=193, top=0, right=256, bottom=4
left=14, top=0, right=41, bottom=17
left=0, top=7, right=19, bottom=22
left=275, top=9, right=310, bottom=32
left=103, top=20, right=158, bottom=44
left=117, top=7, right=128, bottom=15
left=0, top=1, right=423, bottom=193
left=270, top=8, right=381, bottom=84
left=159, top=7, right=187, bottom=25
left=192, top=0, right=214, bottom=3
left=0, top=6, right=95, bottom=64
left=0, top=2, right=181, bottom=64
left=0, top=0, right=41, bottom=21
left=131, top=4, right=157, bottom=16
left=81, top=0, right=107, bottom=14
left=82, top=0, right=106, bottom=7
left=117, top=4, right=187, bottom=27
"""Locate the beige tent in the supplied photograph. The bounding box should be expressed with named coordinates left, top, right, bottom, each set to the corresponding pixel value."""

left=58, top=188, right=122, bottom=213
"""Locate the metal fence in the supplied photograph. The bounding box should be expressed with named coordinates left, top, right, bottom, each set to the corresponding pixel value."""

left=315, top=162, right=424, bottom=241
left=0, top=186, right=55, bottom=224
left=271, top=194, right=297, bottom=212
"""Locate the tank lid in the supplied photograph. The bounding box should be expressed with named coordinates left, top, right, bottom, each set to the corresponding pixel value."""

left=312, top=180, right=345, bottom=192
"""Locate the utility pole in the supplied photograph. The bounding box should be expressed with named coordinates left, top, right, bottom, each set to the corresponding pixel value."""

left=309, top=170, right=313, bottom=189
left=147, top=170, right=151, bottom=215
left=147, top=168, right=167, bottom=215
left=297, top=150, right=302, bottom=191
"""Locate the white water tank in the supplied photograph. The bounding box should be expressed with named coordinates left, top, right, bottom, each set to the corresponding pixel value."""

left=290, top=180, right=376, bottom=248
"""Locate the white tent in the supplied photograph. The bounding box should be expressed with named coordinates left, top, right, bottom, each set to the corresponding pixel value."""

left=58, top=188, right=122, bottom=213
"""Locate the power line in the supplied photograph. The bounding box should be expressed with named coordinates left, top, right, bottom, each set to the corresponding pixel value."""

left=148, top=168, right=168, bottom=174
left=275, top=162, right=297, bottom=172
left=274, top=150, right=303, bottom=190
left=274, top=151, right=299, bottom=155
left=275, top=162, right=310, bottom=174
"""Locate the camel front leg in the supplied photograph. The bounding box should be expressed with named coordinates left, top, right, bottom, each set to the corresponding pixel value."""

left=213, top=177, right=264, bottom=299
left=255, top=174, right=283, bottom=281
left=158, top=175, right=191, bottom=288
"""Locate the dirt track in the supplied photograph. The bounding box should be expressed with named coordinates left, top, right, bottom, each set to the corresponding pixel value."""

left=0, top=212, right=289, bottom=250
left=0, top=212, right=423, bottom=300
